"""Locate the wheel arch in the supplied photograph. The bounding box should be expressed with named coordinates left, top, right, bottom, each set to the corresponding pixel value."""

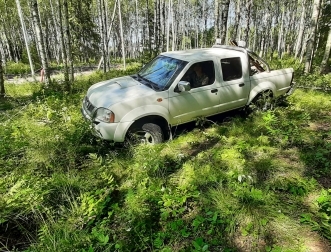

left=127, top=115, right=171, bottom=141
left=247, top=82, right=276, bottom=105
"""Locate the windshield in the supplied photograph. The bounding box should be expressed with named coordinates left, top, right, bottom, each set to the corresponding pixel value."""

left=138, top=55, right=187, bottom=90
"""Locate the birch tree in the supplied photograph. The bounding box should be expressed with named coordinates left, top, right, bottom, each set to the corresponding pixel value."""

left=29, top=0, right=50, bottom=84
left=98, top=0, right=107, bottom=73
left=277, top=4, right=285, bottom=58
left=118, top=0, right=126, bottom=69
left=220, top=0, right=230, bottom=44
left=233, top=0, right=241, bottom=40
left=320, top=27, right=331, bottom=73
left=0, top=50, right=4, bottom=98
left=57, top=0, right=69, bottom=85
left=63, top=0, right=74, bottom=82
left=305, top=0, right=321, bottom=73
left=15, top=0, right=34, bottom=76
left=242, top=0, right=253, bottom=44
left=294, top=0, right=307, bottom=58
left=214, top=0, right=220, bottom=40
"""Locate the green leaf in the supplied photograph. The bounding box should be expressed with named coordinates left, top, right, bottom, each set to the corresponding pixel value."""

left=202, top=244, right=209, bottom=251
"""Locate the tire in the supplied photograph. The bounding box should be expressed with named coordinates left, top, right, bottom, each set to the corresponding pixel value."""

left=127, top=123, right=164, bottom=145
left=253, top=91, right=274, bottom=111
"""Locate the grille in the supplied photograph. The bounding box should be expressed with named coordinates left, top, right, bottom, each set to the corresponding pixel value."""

left=84, top=96, right=95, bottom=114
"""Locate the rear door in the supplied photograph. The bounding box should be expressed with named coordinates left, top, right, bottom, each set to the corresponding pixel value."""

left=217, top=56, right=251, bottom=112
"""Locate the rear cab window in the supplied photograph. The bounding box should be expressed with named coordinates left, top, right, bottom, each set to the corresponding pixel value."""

left=221, top=57, right=242, bottom=81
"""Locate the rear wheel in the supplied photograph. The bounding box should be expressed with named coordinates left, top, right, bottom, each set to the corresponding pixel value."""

left=127, top=123, right=164, bottom=145
left=253, top=90, right=274, bottom=111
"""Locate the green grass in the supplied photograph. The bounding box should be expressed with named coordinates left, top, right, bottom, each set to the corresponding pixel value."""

left=1, top=62, right=331, bottom=251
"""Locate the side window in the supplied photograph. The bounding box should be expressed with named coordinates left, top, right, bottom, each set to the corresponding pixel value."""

left=181, top=61, right=215, bottom=88
left=221, top=57, right=242, bottom=81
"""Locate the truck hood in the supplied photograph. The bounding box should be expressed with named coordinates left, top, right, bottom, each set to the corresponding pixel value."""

left=87, top=76, right=154, bottom=108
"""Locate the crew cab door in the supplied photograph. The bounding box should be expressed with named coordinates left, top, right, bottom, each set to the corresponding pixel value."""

left=217, top=56, right=251, bottom=112
left=168, top=60, right=220, bottom=125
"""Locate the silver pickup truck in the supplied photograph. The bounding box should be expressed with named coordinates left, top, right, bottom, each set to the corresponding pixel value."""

left=81, top=44, right=295, bottom=144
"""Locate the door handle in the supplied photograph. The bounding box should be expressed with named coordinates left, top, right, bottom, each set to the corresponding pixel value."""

left=211, top=89, right=218, bottom=93
left=239, top=83, right=245, bottom=87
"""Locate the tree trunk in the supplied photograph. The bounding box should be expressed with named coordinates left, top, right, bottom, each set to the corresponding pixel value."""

left=118, top=0, right=126, bottom=70
left=146, top=0, right=152, bottom=54
left=277, top=6, right=285, bottom=58
left=171, top=0, right=175, bottom=51
left=63, top=0, right=74, bottom=82
left=220, top=0, right=230, bottom=44
left=57, top=0, right=69, bottom=86
left=0, top=38, right=6, bottom=68
left=166, top=0, right=170, bottom=51
left=200, top=0, right=206, bottom=47
left=304, top=0, right=321, bottom=73
left=214, top=0, right=220, bottom=41
left=98, top=1, right=117, bottom=70
left=233, top=0, right=241, bottom=40
left=135, top=0, right=140, bottom=56
left=242, top=0, right=252, bottom=44
left=98, top=0, right=107, bottom=73
left=161, top=0, right=166, bottom=51
left=15, top=0, right=35, bottom=77
left=30, top=0, right=50, bottom=85
left=49, top=0, right=61, bottom=64
left=0, top=50, right=5, bottom=98
left=320, top=27, right=331, bottom=74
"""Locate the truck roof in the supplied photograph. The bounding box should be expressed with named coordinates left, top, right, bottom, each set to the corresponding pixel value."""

left=161, top=45, right=247, bottom=62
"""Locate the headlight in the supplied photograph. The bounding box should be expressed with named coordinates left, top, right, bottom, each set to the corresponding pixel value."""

left=94, top=107, right=115, bottom=123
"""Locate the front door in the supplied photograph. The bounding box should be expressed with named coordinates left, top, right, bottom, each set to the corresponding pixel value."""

left=168, top=60, right=220, bottom=125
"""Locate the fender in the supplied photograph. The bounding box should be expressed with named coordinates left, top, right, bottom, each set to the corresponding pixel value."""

left=247, top=81, right=276, bottom=105
left=113, top=105, right=171, bottom=142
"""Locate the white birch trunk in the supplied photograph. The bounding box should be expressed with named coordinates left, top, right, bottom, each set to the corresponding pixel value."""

left=98, top=1, right=117, bottom=70
left=98, top=0, right=107, bottom=73
left=220, top=0, right=230, bottom=45
left=0, top=50, right=4, bottom=97
left=214, top=0, right=220, bottom=40
left=49, top=0, right=61, bottom=64
left=118, top=0, right=126, bottom=70
left=15, top=0, right=35, bottom=77
left=57, top=0, right=69, bottom=85
left=30, top=0, right=50, bottom=84
left=277, top=7, right=285, bottom=58
left=171, top=0, right=175, bottom=51
left=201, top=0, right=205, bottom=47
left=166, top=0, right=170, bottom=51
left=233, top=0, right=241, bottom=40
left=63, top=0, right=74, bottom=82
left=242, top=0, right=252, bottom=44
left=304, top=0, right=321, bottom=73
left=320, top=27, right=331, bottom=74
left=135, top=0, right=140, bottom=57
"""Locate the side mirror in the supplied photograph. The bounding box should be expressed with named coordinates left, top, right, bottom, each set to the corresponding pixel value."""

left=178, top=81, right=191, bottom=92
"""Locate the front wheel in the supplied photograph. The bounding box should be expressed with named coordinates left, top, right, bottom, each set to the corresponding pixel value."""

left=127, top=123, right=164, bottom=145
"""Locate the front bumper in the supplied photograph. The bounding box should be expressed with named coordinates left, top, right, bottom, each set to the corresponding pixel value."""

left=81, top=107, right=132, bottom=142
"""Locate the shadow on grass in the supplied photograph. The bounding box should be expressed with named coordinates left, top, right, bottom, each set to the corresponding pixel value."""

left=300, top=139, right=331, bottom=189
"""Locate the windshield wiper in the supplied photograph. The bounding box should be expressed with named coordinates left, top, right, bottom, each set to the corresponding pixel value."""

left=137, top=74, right=158, bottom=91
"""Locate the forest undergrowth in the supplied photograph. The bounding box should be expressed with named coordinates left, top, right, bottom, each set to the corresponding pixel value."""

left=0, top=60, right=331, bottom=252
